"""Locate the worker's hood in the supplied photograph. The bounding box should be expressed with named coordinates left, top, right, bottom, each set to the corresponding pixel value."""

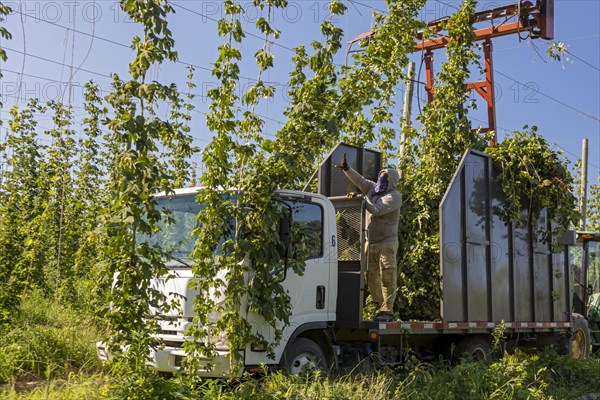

left=380, top=168, right=400, bottom=191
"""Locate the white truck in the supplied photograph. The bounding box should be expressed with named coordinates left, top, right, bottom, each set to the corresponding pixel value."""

left=97, top=146, right=593, bottom=376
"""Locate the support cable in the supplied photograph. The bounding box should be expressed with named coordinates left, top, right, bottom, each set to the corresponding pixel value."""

left=552, top=142, right=600, bottom=171
left=15, top=0, right=26, bottom=106
left=66, top=1, right=77, bottom=104
left=6, top=7, right=289, bottom=87
left=72, top=0, right=97, bottom=80
left=3, top=47, right=111, bottom=79
left=348, top=0, right=387, bottom=15
left=170, top=2, right=296, bottom=53
left=494, top=69, right=600, bottom=122
left=0, top=66, right=287, bottom=127
left=564, top=50, right=600, bottom=72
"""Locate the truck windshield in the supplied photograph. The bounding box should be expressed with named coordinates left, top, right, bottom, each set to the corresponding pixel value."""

left=139, top=193, right=203, bottom=267
left=140, top=192, right=321, bottom=268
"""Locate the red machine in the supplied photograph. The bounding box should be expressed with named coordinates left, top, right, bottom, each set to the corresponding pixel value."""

left=347, top=0, right=555, bottom=145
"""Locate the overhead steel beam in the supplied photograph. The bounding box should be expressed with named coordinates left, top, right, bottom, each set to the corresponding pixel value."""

left=345, top=0, right=553, bottom=146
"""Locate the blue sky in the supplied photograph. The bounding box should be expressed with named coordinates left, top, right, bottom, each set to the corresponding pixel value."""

left=1, top=0, right=599, bottom=184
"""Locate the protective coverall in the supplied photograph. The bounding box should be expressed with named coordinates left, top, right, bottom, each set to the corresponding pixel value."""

left=341, top=165, right=402, bottom=321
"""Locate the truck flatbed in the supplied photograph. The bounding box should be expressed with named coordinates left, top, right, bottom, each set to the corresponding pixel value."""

left=374, top=320, right=572, bottom=335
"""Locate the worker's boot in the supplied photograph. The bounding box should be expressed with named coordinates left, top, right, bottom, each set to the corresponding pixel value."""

left=374, top=311, right=393, bottom=322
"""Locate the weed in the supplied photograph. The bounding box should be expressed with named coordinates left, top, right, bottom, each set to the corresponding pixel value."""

left=0, top=291, right=102, bottom=384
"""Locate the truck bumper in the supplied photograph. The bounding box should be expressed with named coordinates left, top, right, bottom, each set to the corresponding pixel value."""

left=96, top=341, right=234, bottom=378
left=148, top=346, right=233, bottom=377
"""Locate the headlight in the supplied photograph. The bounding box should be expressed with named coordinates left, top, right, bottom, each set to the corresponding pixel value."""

left=209, top=330, right=229, bottom=350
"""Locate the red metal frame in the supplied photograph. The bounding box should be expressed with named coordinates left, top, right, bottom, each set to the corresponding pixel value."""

left=347, top=0, right=554, bottom=146
left=468, top=40, right=497, bottom=143
left=424, top=50, right=434, bottom=104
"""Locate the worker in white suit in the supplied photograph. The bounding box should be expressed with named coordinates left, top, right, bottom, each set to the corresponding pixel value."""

left=335, top=154, right=402, bottom=322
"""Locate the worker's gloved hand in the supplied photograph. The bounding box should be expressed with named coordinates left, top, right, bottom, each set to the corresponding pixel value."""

left=334, top=153, right=349, bottom=171
left=346, top=191, right=358, bottom=198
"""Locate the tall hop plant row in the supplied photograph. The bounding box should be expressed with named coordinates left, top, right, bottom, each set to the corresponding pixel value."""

left=0, top=91, right=114, bottom=322
left=189, top=0, right=487, bottom=365
left=397, top=0, right=487, bottom=320
left=98, top=1, right=197, bottom=394
left=188, top=0, right=432, bottom=367
left=0, top=2, right=111, bottom=324
left=187, top=0, right=350, bottom=366
left=0, top=0, right=199, bottom=393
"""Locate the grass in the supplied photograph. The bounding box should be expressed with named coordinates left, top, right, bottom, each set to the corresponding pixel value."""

left=1, top=293, right=599, bottom=399
left=0, top=291, right=102, bottom=385
left=2, top=352, right=599, bottom=400
left=219, top=355, right=600, bottom=400
left=0, top=373, right=108, bottom=400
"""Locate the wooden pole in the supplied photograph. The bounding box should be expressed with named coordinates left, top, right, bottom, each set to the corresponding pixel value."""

left=400, top=62, right=416, bottom=159
left=580, top=138, right=589, bottom=230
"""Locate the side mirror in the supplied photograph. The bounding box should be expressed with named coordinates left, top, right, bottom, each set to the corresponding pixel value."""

left=279, top=215, right=292, bottom=259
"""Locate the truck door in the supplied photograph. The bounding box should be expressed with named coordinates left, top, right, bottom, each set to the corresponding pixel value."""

left=244, top=195, right=334, bottom=367
left=282, top=197, right=333, bottom=326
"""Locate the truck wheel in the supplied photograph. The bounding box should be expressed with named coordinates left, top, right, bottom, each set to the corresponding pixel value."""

left=452, top=336, right=492, bottom=364
left=280, top=337, right=327, bottom=375
left=571, top=315, right=591, bottom=359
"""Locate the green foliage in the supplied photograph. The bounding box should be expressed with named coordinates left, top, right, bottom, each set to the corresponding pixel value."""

left=42, top=101, right=79, bottom=301
left=165, top=354, right=600, bottom=399
left=0, top=100, right=50, bottom=324
left=106, top=370, right=190, bottom=400
left=0, top=91, right=109, bottom=324
left=0, top=374, right=108, bottom=400
left=188, top=0, right=274, bottom=369
left=167, top=66, right=198, bottom=188
left=587, top=178, right=600, bottom=231
left=71, top=82, right=111, bottom=318
left=0, top=291, right=101, bottom=384
left=1, top=339, right=599, bottom=400
left=268, top=0, right=347, bottom=187
left=398, top=0, right=487, bottom=321
left=485, top=127, right=578, bottom=241
left=188, top=0, right=347, bottom=370
left=338, top=0, right=426, bottom=162
left=0, top=1, right=12, bottom=109
left=546, top=41, right=568, bottom=63
left=229, top=370, right=395, bottom=399
left=100, top=0, right=195, bottom=396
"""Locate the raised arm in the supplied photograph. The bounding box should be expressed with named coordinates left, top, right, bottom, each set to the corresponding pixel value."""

left=334, top=152, right=375, bottom=195
left=364, top=191, right=402, bottom=216
left=345, top=168, right=375, bottom=196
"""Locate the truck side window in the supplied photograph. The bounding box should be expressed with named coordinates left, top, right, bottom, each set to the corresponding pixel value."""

left=290, top=201, right=323, bottom=260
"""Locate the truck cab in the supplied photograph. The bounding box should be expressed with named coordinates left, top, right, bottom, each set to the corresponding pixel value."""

left=124, top=187, right=341, bottom=376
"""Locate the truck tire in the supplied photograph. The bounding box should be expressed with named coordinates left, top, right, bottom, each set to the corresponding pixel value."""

left=452, top=336, right=492, bottom=364
left=280, top=337, right=328, bottom=375
left=571, top=315, right=591, bottom=359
